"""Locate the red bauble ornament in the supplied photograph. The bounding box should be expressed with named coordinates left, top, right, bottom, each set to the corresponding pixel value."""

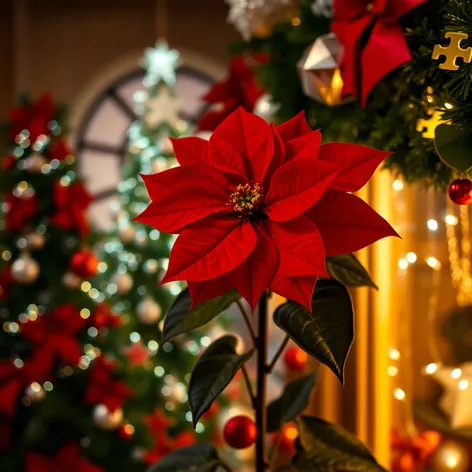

left=223, top=415, right=257, bottom=449
left=70, top=248, right=99, bottom=278
left=449, top=178, right=472, bottom=205
left=284, top=346, right=308, bottom=372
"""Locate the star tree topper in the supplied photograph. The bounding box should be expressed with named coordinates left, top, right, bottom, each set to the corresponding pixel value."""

left=141, top=40, right=180, bottom=88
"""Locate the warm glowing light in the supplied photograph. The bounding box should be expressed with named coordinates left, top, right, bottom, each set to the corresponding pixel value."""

left=406, top=252, right=417, bottom=263
left=389, top=349, right=401, bottom=361
left=427, top=257, right=441, bottom=270
left=398, top=258, right=408, bottom=270
left=392, top=179, right=404, bottom=191
left=387, top=366, right=398, bottom=377
left=291, top=17, right=301, bottom=26
left=459, top=380, right=469, bottom=390
left=284, top=425, right=298, bottom=440
left=427, top=219, right=439, bottom=231
left=445, top=102, right=454, bottom=110
left=451, top=368, right=462, bottom=379
left=445, top=214, right=458, bottom=225
left=81, top=281, right=92, bottom=292
left=394, top=388, right=406, bottom=401
left=447, top=456, right=458, bottom=468
left=425, top=363, right=438, bottom=374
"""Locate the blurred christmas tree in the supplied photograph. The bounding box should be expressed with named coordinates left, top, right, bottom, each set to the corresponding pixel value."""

left=94, top=41, right=234, bottom=466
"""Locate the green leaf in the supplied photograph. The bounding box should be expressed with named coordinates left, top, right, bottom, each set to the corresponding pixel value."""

left=163, top=288, right=241, bottom=342
left=435, top=123, right=472, bottom=173
left=148, top=444, right=223, bottom=472
left=292, top=416, right=386, bottom=472
left=267, top=374, right=317, bottom=433
left=189, top=335, right=254, bottom=427
left=326, top=254, right=377, bottom=289
left=273, top=279, right=353, bottom=384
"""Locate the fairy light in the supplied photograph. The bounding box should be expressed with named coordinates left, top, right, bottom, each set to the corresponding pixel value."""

left=387, top=366, right=399, bottom=377
left=393, top=388, right=406, bottom=401
left=445, top=214, right=459, bottom=225
left=291, top=16, right=301, bottom=26
left=427, top=257, right=441, bottom=270
left=425, top=363, right=438, bottom=374
left=392, top=180, right=404, bottom=192
left=427, top=219, right=439, bottom=231
left=398, top=258, right=408, bottom=270
left=458, top=380, right=469, bottom=390
left=406, top=252, right=417, bottom=263
left=389, top=349, right=401, bottom=361
left=451, top=368, right=462, bottom=379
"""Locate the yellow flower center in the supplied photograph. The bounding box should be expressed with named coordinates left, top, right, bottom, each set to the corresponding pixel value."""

left=228, top=182, right=263, bottom=214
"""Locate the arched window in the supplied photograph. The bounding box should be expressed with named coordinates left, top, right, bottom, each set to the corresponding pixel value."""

left=75, top=66, right=214, bottom=230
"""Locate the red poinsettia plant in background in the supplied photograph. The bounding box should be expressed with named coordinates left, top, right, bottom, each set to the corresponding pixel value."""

left=138, top=108, right=397, bottom=472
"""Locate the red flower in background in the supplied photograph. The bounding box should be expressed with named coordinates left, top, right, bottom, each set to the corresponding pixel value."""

left=89, top=303, right=121, bottom=330
left=197, top=55, right=266, bottom=132
left=85, top=356, right=132, bottom=411
left=137, top=108, right=398, bottom=310
left=0, top=266, right=13, bottom=301
left=1, top=154, right=16, bottom=169
left=48, top=138, right=73, bottom=161
left=4, top=193, right=38, bottom=232
left=143, top=431, right=195, bottom=465
left=145, top=408, right=175, bottom=436
left=332, top=0, right=429, bottom=106
left=51, top=181, right=93, bottom=236
left=9, top=93, right=55, bottom=142
left=25, top=443, right=103, bottom=472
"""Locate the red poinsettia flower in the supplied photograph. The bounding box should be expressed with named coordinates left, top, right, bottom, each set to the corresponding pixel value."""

left=48, top=138, right=73, bottom=161
left=50, top=181, right=93, bottom=236
left=332, top=0, right=429, bottom=106
left=25, top=443, right=103, bottom=472
left=1, top=154, right=16, bottom=169
left=137, top=108, right=398, bottom=311
left=143, top=431, right=195, bottom=464
left=0, top=266, right=13, bottom=301
left=89, top=303, right=121, bottom=330
left=197, top=55, right=266, bottom=131
left=4, top=193, right=38, bottom=232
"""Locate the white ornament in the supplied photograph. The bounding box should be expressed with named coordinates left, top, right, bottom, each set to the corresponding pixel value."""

left=11, top=252, right=39, bottom=284
left=92, top=404, right=123, bottom=430
left=141, top=41, right=180, bottom=88
left=25, top=382, right=45, bottom=402
left=311, top=0, right=333, bottom=18
left=137, top=296, right=161, bottom=324
left=22, top=152, right=47, bottom=173
left=118, top=224, right=136, bottom=243
left=112, top=272, right=133, bottom=295
left=144, top=88, right=181, bottom=129
left=254, top=94, right=279, bottom=123
left=63, top=272, right=81, bottom=289
left=25, top=232, right=45, bottom=250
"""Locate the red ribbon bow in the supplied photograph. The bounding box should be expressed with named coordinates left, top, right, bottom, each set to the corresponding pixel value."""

left=8, top=93, right=55, bottom=142
left=20, top=304, right=87, bottom=370
left=197, top=55, right=266, bottom=131
left=85, top=356, right=132, bottom=411
left=391, top=429, right=441, bottom=472
left=4, top=193, right=38, bottom=232
left=51, top=181, right=93, bottom=237
left=25, top=443, right=103, bottom=472
left=332, top=0, right=429, bottom=106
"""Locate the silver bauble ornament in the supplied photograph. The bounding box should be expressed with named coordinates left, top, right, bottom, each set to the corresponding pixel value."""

left=137, top=297, right=161, bottom=324
left=11, top=252, right=40, bottom=284
left=254, top=94, right=279, bottom=123
left=23, top=152, right=47, bottom=173
left=118, top=224, right=136, bottom=243
left=25, top=231, right=45, bottom=250
left=92, top=404, right=123, bottom=430
left=25, top=382, right=46, bottom=402
left=112, top=272, right=133, bottom=294
left=63, top=272, right=81, bottom=289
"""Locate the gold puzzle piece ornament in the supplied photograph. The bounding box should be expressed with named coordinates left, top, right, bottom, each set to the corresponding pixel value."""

left=416, top=109, right=446, bottom=139
left=432, top=32, right=472, bottom=71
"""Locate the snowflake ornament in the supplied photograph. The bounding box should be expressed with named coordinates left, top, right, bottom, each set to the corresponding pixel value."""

left=141, top=41, right=180, bottom=88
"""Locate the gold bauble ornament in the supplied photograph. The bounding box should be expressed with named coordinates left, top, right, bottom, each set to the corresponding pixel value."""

left=25, top=231, right=45, bottom=250
left=137, top=296, right=161, bottom=325
left=22, top=152, right=47, bottom=173
left=112, top=272, right=133, bottom=295
left=297, top=32, right=350, bottom=107
left=92, top=404, right=123, bottom=430
left=62, top=272, right=81, bottom=289
left=432, top=440, right=470, bottom=472
left=25, top=382, right=46, bottom=402
left=11, top=252, right=40, bottom=284
left=118, top=224, right=136, bottom=243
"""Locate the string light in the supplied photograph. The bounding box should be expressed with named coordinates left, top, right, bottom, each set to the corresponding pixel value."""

left=389, top=349, right=401, bottom=361
left=392, top=179, right=404, bottom=191
left=458, top=380, right=469, bottom=391
left=425, top=363, right=438, bottom=374
left=387, top=366, right=399, bottom=376
left=451, top=368, right=462, bottom=379
left=398, top=258, right=409, bottom=270
left=427, top=257, right=441, bottom=270
left=427, top=219, right=439, bottom=231
left=394, top=388, right=406, bottom=401
left=406, top=252, right=417, bottom=263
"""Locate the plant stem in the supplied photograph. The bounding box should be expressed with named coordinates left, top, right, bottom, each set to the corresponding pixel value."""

left=255, top=291, right=269, bottom=471
left=268, top=334, right=289, bottom=373
left=236, top=299, right=257, bottom=345
left=241, top=364, right=256, bottom=406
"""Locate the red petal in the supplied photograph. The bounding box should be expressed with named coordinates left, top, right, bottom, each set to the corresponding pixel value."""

left=210, top=108, right=274, bottom=183
left=268, top=216, right=328, bottom=277
left=284, top=130, right=321, bottom=162
left=276, top=112, right=312, bottom=142
left=230, top=229, right=278, bottom=311
left=0, top=379, right=22, bottom=417
left=270, top=275, right=317, bottom=312
left=188, top=275, right=233, bottom=308
left=265, top=158, right=341, bottom=222
left=161, top=219, right=257, bottom=283
left=171, top=137, right=210, bottom=167
left=306, top=189, right=399, bottom=255
left=383, top=0, right=430, bottom=22
left=262, top=124, right=285, bottom=189
left=318, top=143, right=392, bottom=192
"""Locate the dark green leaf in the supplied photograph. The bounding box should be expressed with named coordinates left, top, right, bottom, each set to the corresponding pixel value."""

left=273, top=279, right=354, bottom=384
left=326, top=254, right=377, bottom=289
left=148, top=444, right=223, bottom=472
left=435, top=124, right=472, bottom=173
left=267, top=374, right=317, bottom=433
left=163, top=288, right=241, bottom=342
left=291, top=416, right=386, bottom=472
left=189, top=335, right=254, bottom=427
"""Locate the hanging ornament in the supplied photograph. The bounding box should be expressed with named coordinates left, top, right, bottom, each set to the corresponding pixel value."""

left=70, top=248, right=99, bottom=279
left=117, top=423, right=135, bottom=440
left=283, top=346, right=308, bottom=372
left=137, top=296, right=161, bottom=324
left=311, top=0, right=333, bottom=18
left=25, top=382, right=46, bottom=402
left=112, top=272, right=133, bottom=295
left=92, top=404, right=123, bottom=430
left=25, top=231, right=45, bottom=250
left=297, top=33, right=350, bottom=106
left=253, top=94, right=279, bottom=123
left=118, top=224, right=136, bottom=243
left=11, top=252, right=39, bottom=284
left=448, top=179, right=472, bottom=206
left=22, top=152, right=47, bottom=173
left=63, top=272, right=81, bottom=289
left=144, top=89, right=181, bottom=129
left=432, top=32, right=472, bottom=71
left=223, top=415, right=257, bottom=449
left=431, top=440, right=470, bottom=472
